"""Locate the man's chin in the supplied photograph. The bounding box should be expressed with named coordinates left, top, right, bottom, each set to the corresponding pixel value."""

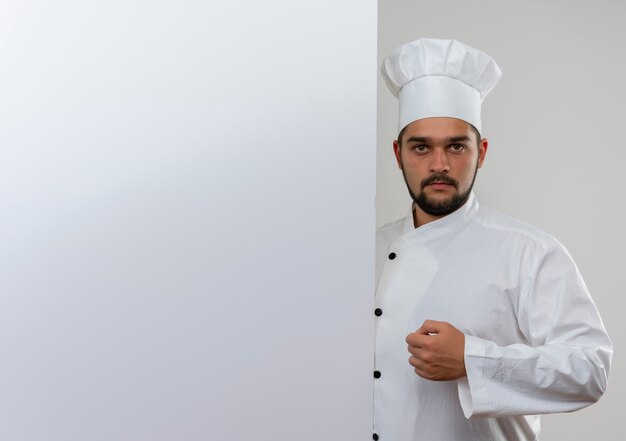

left=421, top=191, right=457, bottom=206
left=414, top=191, right=469, bottom=216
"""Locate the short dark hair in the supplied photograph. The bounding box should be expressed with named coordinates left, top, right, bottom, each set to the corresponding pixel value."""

left=396, top=122, right=482, bottom=148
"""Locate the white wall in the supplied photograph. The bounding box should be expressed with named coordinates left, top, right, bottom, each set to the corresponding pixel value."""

left=377, top=0, right=624, bottom=439
left=0, top=1, right=377, bottom=440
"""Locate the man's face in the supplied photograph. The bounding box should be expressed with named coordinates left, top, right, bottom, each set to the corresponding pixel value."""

left=393, top=117, right=488, bottom=218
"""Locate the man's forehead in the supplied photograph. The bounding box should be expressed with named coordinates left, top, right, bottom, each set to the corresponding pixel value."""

left=404, top=117, right=472, bottom=133
left=400, top=117, right=476, bottom=142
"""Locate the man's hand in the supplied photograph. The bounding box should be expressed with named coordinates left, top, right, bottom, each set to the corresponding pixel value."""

left=406, top=320, right=467, bottom=381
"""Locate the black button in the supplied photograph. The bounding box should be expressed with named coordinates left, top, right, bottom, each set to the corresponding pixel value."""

left=374, top=308, right=383, bottom=317
left=373, top=434, right=379, bottom=441
left=388, top=252, right=396, bottom=260
left=373, top=370, right=381, bottom=379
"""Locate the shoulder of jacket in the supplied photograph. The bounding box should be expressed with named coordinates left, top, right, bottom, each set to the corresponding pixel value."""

left=473, top=206, right=565, bottom=250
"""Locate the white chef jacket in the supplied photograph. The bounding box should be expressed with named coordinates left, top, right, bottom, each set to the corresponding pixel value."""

left=373, top=193, right=612, bottom=441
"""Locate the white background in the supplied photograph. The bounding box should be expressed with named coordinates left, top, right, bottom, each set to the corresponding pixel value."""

left=0, top=1, right=377, bottom=440
left=377, top=0, right=624, bottom=439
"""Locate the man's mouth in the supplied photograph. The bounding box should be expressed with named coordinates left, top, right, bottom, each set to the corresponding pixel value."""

left=427, top=182, right=453, bottom=190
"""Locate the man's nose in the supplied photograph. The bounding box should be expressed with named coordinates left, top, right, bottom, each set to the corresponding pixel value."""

left=429, top=149, right=450, bottom=173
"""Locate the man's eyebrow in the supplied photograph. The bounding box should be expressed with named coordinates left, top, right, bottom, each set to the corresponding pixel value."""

left=448, top=136, right=472, bottom=143
left=405, top=136, right=431, bottom=143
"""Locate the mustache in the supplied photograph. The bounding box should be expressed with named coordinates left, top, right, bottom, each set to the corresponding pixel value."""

left=421, top=173, right=459, bottom=189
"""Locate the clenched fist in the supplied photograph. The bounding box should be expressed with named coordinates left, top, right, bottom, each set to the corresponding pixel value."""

left=406, top=320, right=467, bottom=381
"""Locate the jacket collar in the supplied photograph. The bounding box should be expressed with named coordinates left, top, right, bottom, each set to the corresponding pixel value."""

left=400, top=192, right=480, bottom=242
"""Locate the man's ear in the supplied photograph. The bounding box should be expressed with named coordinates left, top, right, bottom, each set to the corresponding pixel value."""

left=477, top=138, right=488, bottom=168
left=393, top=140, right=403, bottom=170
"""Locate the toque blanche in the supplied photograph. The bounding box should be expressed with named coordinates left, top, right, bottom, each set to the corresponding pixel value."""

left=381, top=38, right=502, bottom=134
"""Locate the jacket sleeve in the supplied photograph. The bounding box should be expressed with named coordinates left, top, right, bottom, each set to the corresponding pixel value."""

left=457, top=239, right=613, bottom=419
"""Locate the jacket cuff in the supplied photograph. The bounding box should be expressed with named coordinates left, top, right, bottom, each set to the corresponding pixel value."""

left=457, top=334, right=493, bottom=419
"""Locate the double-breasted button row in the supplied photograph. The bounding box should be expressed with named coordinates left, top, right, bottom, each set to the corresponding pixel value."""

left=373, top=256, right=395, bottom=441
left=373, top=253, right=397, bottom=441
left=373, top=254, right=397, bottom=441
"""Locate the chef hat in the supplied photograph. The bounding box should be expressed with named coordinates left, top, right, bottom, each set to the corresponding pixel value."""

left=381, top=38, right=502, bottom=135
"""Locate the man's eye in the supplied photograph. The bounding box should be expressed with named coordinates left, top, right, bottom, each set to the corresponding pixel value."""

left=449, top=144, right=465, bottom=152
left=413, top=144, right=428, bottom=152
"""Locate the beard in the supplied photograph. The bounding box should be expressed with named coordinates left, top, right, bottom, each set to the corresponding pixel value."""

left=401, top=159, right=479, bottom=217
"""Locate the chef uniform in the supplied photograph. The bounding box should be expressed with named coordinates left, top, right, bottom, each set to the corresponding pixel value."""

left=373, top=38, right=612, bottom=441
